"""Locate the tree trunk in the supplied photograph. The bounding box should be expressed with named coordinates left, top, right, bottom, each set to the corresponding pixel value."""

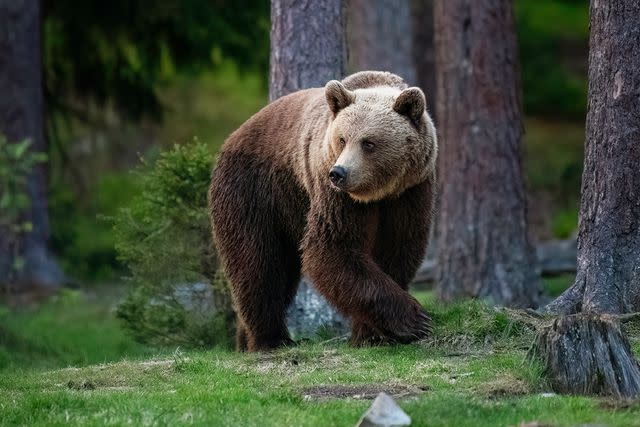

left=0, top=0, right=62, bottom=295
left=535, top=1, right=640, bottom=399
left=270, top=0, right=349, bottom=337
left=411, top=0, right=436, bottom=120
left=269, top=0, right=347, bottom=101
left=545, top=0, right=640, bottom=316
left=434, top=0, right=540, bottom=308
left=347, top=0, right=416, bottom=85
left=532, top=313, right=640, bottom=398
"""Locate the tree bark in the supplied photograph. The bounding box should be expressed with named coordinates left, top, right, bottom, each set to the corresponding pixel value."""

left=269, top=0, right=347, bottom=101
left=347, top=0, right=416, bottom=85
left=545, top=0, right=640, bottom=315
left=411, top=0, right=436, bottom=120
left=532, top=313, right=640, bottom=398
left=270, top=0, right=349, bottom=337
left=535, top=2, right=640, bottom=399
left=0, top=0, right=62, bottom=294
left=434, top=0, right=540, bottom=308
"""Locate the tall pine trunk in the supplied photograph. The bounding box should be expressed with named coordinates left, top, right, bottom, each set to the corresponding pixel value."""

left=269, top=0, right=349, bottom=338
left=347, top=0, right=416, bottom=85
left=411, top=0, right=436, bottom=120
left=434, top=0, right=540, bottom=307
left=545, top=0, right=640, bottom=315
left=269, top=0, right=347, bottom=101
left=0, top=0, right=62, bottom=294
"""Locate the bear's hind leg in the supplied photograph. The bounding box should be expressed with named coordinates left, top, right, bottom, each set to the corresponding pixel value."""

left=211, top=154, right=303, bottom=352
left=224, top=235, right=301, bottom=352
left=236, top=320, right=249, bottom=352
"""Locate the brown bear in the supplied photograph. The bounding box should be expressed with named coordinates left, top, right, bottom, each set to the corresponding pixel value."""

left=209, top=71, right=437, bottom=352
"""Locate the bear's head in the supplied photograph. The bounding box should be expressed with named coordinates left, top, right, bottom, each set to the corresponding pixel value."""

left=323, top=78, right=437, bottom=203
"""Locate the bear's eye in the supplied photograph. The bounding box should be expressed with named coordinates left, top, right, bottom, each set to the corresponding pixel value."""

left=362, top=140, right=375, bottom=150
left=339, top=137, right=346, bottom=146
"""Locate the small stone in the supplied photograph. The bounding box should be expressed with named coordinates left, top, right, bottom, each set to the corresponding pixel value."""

left=356, top=392, right=411, bottom=427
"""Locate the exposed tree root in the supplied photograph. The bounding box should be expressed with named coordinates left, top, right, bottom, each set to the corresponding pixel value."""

left=530, top=313, right=640, bottom=399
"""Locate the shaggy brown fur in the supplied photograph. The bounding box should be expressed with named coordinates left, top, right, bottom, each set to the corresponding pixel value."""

left=209, top=71, right=437, bottom=352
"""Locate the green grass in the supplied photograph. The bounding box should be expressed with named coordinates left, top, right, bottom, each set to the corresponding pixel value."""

left=2, top=343, right=640, bottom=426
left=2, top=291, right=640, bottom=426
left=0, top=288, right=152, bottom=371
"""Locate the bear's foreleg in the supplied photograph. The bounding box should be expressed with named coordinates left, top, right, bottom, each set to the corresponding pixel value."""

left=347, top=179, right=435, bottom=346
left=374, top=177, right=435, bottom=289
left=301, top=197, right=431, bottom=344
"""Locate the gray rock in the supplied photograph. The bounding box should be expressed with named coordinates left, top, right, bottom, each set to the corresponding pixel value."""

left=172, top=282, right=219, bottom=321
left=170, top=279, right=346, bottom=340
left=535, top=238, right=577, bottom=276
left=162, top=281, right=232, bottom=327
left=286, top=277, right=350, bottom=340
left=356, top=392, right=411, bottom=427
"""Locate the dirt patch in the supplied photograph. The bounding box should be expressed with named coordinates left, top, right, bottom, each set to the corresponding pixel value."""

left=66, top=380, right=133, bottom=391
left=478, top=374, right=530, bottom=398
left=301, top=383, right=428, bottom=401
left=66, top=380, right=134, bottom=392
left=511, top=422, right=556, bottom=427
left=599, top=397, right=640, bottom=410
left=138, top=359, right=175, bottom=369
left=67, top=380, right=97, bottom=391
left=233, top=349, right=360, bottom=377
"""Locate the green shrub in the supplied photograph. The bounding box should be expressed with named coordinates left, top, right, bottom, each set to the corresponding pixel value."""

left=0, top=136, right=47, bottom=278
left=113, top=140, right=233, bottom=348
left=0, top=136, right=46, bottom=230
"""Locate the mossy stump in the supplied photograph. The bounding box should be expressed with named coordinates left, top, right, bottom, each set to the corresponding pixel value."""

left=533, top=313, right=640, bottom=399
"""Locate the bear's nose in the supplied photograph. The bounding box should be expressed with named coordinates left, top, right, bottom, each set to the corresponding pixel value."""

left=328, top=166, right=347, bottom=186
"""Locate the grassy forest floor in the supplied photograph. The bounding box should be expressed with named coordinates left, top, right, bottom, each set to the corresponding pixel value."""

left=2, top=284, right=640, bottom=427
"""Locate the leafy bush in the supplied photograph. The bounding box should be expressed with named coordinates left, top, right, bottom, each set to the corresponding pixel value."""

left=113, top=140, right=233, bottom=348
left=0, top=136, right=47, bottom=278
left=0, top=137, right=46, bottom=230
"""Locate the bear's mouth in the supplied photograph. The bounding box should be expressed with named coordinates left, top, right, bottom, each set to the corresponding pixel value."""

left=329, top=180, right=348, bottom=191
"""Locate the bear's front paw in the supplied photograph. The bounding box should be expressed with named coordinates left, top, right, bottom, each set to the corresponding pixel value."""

left=384, top=296, right=432, bottom=344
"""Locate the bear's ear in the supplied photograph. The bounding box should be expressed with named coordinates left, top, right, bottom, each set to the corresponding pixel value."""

left=393, top=87, right=426, bottom=126
left=325, top=80, right=355, bottom=115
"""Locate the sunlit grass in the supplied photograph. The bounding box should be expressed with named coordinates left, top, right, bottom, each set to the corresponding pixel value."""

left=2, top=286, right=640, bottom=426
